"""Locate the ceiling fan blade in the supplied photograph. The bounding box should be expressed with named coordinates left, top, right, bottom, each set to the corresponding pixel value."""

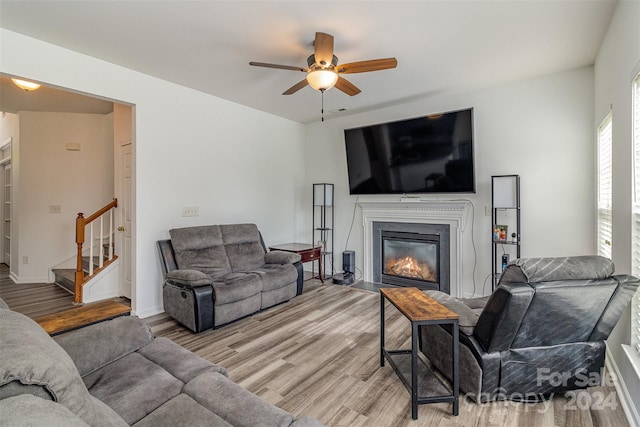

left=336, top=58, right=398, bottom=74
left=314, top=32, right=334, bottom=66
left=334, top=76, right=361, bottom=96
left=283, top=79, right=309, bottom=95
left=249, top=62, right=307, bottom=72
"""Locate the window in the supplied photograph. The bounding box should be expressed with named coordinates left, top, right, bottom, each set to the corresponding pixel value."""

left=597, top=112, right=613, bottom=259
left=632, top=72, right=640, bottom=355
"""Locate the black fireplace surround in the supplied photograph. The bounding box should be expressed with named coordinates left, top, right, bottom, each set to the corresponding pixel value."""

left=372, top=222, right=450, bottom=294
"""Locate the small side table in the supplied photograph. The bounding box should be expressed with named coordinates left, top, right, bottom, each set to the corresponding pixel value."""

left=268, top=243, right=323, bottom=283
left=380, top=287, right=459, bottom=420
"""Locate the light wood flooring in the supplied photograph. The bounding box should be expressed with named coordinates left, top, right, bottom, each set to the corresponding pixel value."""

left=145, top=283, right=630, bottom=427
left=0, top=264, right=630, bottom=427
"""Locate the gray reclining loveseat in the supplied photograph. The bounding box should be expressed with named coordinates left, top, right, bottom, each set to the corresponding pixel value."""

left=0, top=297, right=323, bottom=426
left=158, top=223, right=303, bottom=332
left=419, top=256, right=639, bottom=402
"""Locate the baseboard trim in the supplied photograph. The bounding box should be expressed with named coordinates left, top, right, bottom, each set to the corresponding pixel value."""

left=606, top=344, right=640, bottom=427
left=9, top=272, right=49, bottom=284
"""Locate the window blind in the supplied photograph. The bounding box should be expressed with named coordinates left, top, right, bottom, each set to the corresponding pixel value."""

left=597, top=112, right=613, bottom=259
left=632, top=72, right=640, bottom=355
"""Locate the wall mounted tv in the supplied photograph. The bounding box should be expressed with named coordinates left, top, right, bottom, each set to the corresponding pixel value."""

left=344, top=108, right=475, bottom=195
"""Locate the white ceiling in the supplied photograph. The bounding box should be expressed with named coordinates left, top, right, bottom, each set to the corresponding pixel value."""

left=0, top=0, right=617, bottom=123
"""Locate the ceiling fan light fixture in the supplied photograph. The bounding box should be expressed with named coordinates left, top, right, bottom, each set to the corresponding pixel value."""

left=11, top=78, right=41, bottom=91
left=306, top=69, right=338, bottom=91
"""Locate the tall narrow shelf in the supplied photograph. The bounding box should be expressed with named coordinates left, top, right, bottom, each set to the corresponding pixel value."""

left=313, top=183, right=334, bottom=279
left=491, top=175, right=521, bottom=290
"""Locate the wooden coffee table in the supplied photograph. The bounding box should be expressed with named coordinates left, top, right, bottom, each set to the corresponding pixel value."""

left=380, top=287, right=459, bottom=419
left=268, top=243, right=323, bottom=283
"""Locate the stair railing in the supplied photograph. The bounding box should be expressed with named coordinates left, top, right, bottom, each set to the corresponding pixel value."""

left=74, top=198, right=118, bottom=304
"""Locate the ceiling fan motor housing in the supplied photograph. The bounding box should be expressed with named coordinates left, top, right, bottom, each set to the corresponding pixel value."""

left=307, top=54, right=338, bottom=69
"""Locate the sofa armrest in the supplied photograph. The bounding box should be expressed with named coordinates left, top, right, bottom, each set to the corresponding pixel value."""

left=54, top=316, right=154, bottom=377
left=424, top=290, right=480, bottom=335
left=0, top=395, right=91, bottom=427
left=165, top=269, right=213, bottom=287
left=265, top=250, right=301, bottom=265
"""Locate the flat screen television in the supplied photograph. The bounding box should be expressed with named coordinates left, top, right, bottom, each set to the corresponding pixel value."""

left=344, top=108, right=475, bottom=195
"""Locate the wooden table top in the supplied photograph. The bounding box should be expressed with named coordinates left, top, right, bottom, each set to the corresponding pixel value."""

left=268, top=243, right=321, bottom=253
left=380, top=287, right=459, bottom=322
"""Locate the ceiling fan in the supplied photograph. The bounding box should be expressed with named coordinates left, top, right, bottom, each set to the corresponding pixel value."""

left=249, top=32, right=397, bottom=96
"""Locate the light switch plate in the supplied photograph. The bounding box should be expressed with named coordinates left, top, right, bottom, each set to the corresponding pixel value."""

left=181, top=206, right=199, bottom=217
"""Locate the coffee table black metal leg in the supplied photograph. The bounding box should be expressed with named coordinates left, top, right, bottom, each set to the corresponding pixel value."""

left=411, top=322, right=418, bottom=420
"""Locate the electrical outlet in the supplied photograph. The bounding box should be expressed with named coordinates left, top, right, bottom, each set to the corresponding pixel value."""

left=49, top=205, right=61, bottom=213
left=22, top=256, right=30, bottom=264
left=181, top=206, right=199, bottom=217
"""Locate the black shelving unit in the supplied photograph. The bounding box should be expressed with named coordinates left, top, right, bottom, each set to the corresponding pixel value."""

left=491, top=175, right=521, bottom=290
left=313, top=183, right=334, bottom=278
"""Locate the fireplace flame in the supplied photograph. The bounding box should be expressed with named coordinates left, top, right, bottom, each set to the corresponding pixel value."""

left=385, top=256, right=436, bottom=281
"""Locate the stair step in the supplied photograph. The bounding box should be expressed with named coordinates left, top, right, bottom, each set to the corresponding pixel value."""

left=52, top=268, right=75, bottom=294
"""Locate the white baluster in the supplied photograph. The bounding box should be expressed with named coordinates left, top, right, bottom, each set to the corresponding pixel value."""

left=89, top=223, right=94, bottom=276
left=109, top=209, right=113, bottom=260
left=99, top=216, right=104, bottom=268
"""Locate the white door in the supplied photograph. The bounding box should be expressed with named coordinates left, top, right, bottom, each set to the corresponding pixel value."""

left=116, top=142, right=132, bottom=298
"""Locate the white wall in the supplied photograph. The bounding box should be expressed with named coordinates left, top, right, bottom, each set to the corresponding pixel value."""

left=594, top=0, right=640, bottom=423
left=16, top=111, right=113, bottom=282
left=303, top=67, right=595, bottom=297
left=0, top=29, right=306, bottom=317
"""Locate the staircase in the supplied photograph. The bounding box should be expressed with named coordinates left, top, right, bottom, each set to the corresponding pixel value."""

left=53, top=252, right=111, bottom=294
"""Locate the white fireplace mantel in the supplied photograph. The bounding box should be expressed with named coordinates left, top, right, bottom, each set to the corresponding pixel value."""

left=359, top=200, right=470, bottom=297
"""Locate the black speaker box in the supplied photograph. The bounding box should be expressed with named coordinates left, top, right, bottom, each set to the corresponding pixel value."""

left=343, top=250, right=355, bottom=274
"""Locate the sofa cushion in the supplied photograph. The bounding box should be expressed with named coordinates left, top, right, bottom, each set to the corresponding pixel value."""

left=170, top=225, right=232, bottom=278
left=82, top=352, right=183, bottom=425
left=55, top=316, right=154, bottom=377
left=0, top=309, right=122, bottom=427
left=249, top=263, right=298, bottom=292
left=136, top=337, right=228, bottom=383
left=212, top=272, right=263, bottom=305
left=184, top=371, right=295, bottom=427
left=220, top=224, right=267, bottom=271
left=0, top=394, right=90, bottom=427
left=132, top=393, right=232, bottom=427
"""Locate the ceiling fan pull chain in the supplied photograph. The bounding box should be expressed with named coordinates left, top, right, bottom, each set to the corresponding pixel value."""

left=321, top=89, right=325, bottom=122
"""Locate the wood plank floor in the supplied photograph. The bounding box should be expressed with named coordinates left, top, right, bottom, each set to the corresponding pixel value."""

left=145, top=283, right=630, bottom=427
left=0, top=264, right=629, bottom=427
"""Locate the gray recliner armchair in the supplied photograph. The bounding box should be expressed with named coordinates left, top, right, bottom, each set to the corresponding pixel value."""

left=419, top=256, right=639, bottom=402
left=157, top=224, right=303, bottom=332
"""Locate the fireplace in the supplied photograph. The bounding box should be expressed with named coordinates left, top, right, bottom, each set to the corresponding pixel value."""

left=372, top=221, right=450, bottom=294
left=361, top=201, right=468, bottom=297
left=381, top=231, right=440, bottom=288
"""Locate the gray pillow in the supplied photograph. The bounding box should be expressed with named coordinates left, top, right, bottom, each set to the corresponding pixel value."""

left=166, top=269, right=213, bottom=287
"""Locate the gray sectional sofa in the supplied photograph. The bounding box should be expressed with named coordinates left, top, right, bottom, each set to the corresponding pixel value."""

left=0, top=297, right=323, bottom=426
left=158, top=223, right=303, bottom=332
